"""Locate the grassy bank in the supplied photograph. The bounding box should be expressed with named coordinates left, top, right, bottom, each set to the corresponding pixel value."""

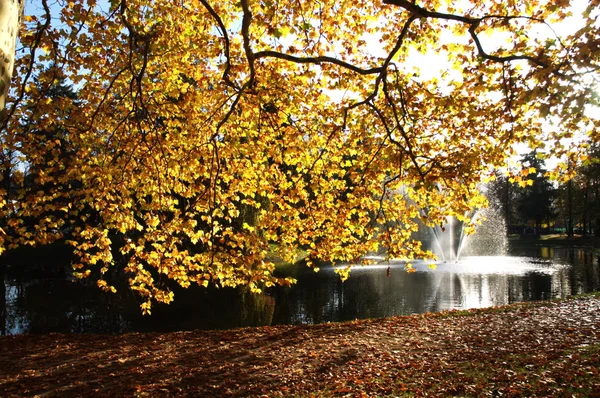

left=1, top=294, right=600, bottom=397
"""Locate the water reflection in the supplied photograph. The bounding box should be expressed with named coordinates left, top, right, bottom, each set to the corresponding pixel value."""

left=2, top=246, right=600, bottom=335
left=1, top=276, right=276, bottom=335
left=271, top=255, right=586, bottom=325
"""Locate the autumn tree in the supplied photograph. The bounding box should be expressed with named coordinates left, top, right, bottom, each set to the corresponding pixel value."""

left=1, top=0, right=598, bottom=312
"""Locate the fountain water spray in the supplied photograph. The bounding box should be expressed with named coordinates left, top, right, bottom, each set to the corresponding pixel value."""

left=460, top=204, right=508, bottom=257
left=427, top=204, right=508, bottom=261
left=430, top=216, right=469, bottom=262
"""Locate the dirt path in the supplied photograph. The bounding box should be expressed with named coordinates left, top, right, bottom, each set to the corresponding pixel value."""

left=1, top=295, right=600, bottom=397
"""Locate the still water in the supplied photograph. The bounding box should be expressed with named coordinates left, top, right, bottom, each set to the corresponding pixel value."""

left=1, top=244, right=599, bottom=335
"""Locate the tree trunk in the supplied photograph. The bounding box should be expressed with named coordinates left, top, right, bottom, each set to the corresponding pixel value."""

left=567, top=178, right=574, bottom=237
left=504, top=177, right=510, bottom=234
left=0, top=0, right=24, bottom=114
left=0, top=260, right=5, bottom=336
left=583, top=185, right=589, bottom=236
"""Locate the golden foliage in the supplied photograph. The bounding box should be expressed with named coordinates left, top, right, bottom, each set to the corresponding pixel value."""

left=1, top=0, right=598, bottom=312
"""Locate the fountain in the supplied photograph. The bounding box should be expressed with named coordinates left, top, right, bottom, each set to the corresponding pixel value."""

left=460, top=205, right=508, bottom=257
left=430, top=217, right=468, bottom=262
left=428, top=204, right=508, bottom=261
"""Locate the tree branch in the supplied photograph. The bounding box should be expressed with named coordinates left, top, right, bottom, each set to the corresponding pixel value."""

left=253, top=51, right=383, bottom=75
left=383, top=0, right=549, bottom=67
left=198, top=0, right=239, bottom=90
left=467, top=24, right=547, bottom=67
left=240, top=0, right=256, bottom=89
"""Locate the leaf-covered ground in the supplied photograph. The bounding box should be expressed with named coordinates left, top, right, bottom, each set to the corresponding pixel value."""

left=1, top=295, right=600, bottom=397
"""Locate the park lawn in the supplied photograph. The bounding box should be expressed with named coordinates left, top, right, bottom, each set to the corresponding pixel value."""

left=1, top=295, right=599, bottom=397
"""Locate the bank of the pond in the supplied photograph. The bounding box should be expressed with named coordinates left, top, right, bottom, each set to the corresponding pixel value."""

left=510, top=233, right=600, bottom=247
left=1, top=294, right=599, bottom=397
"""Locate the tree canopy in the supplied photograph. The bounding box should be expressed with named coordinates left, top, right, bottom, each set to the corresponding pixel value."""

left=1, top=0, right=599, bottom=312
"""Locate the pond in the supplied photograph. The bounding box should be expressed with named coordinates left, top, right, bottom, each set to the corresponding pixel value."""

left=1, top=243, right=599, bottom=335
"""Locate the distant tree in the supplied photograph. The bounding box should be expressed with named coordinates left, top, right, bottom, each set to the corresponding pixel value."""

left=556, top=145, right=600, bottom=237
left=516, top=152, right=556, bottom=233
left=582, top=150, right=600, bottom=237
